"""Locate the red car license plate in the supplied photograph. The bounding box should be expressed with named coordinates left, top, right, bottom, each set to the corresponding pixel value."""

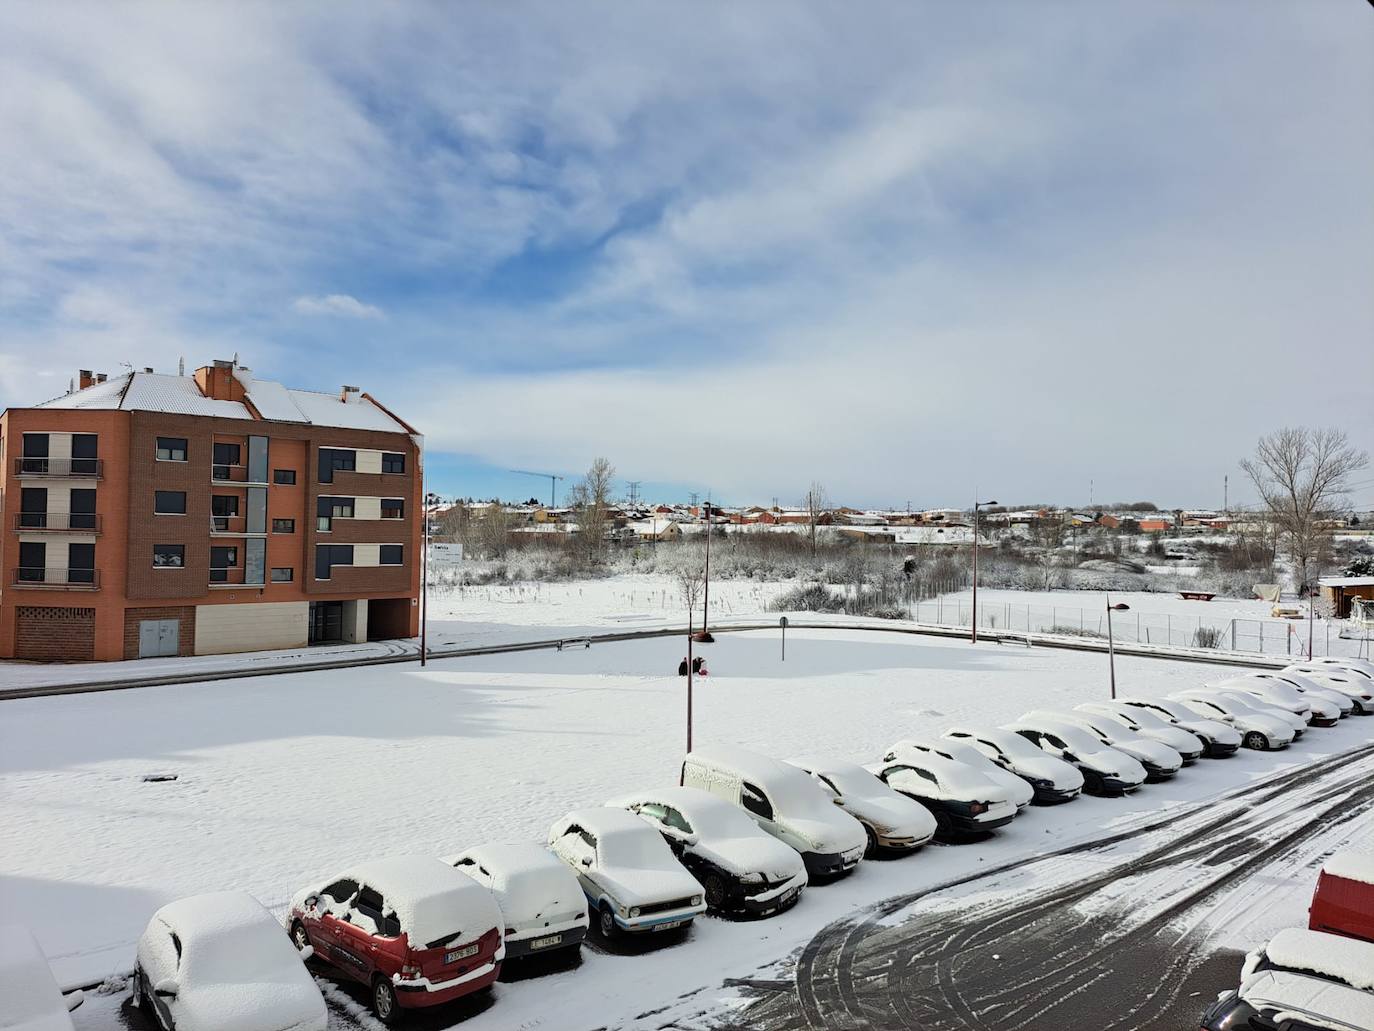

left=445, top=943, right=479, bottom=964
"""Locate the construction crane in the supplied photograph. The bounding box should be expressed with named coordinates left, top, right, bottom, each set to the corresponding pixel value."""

left=512, top=469, right=565, bottom=508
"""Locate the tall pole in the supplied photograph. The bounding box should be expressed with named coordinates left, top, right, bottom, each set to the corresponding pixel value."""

left=420, top=470, right=429, bottom=668
left=1106, top=594, right=1117, bottom=698
left=1308, top=585, right=1315, bottom=659
left=701, top=502, right=711, bottom=637
left=686, top=610, right=694, bottom=754
left=971, top=499, right=980, bottom=644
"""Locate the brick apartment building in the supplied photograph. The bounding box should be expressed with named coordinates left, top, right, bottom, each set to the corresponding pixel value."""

left=0, top=359, right=422, bottom=661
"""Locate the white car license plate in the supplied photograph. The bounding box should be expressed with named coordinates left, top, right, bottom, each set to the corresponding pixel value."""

left=445, top=943, right=479, bottom=964
left=652, top=920, right=682, bottom=932
left=530, top=934, right=562, bottom=949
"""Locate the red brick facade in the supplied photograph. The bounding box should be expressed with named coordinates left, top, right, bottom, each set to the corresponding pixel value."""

left=14, top=606, right=96, bottom=661
left=121, top=605, right=197, bottom=659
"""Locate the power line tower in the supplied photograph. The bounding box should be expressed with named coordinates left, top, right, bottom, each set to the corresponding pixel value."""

left=688, top=491, right=700, bottom=509
left=626, top=480, right=642, bottom=507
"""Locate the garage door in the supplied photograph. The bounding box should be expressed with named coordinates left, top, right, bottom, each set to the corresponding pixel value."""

left=138, top=619, right=180, bottom=658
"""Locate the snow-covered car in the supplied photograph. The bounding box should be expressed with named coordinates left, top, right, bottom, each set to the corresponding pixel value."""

left=681, top=746, right=867, bottom=880
left=942, top=726, right=1084, bottom=803
left=609, top=786, right=807, bottom=915
left=1116, top=697, right=1241, bottom=757
left=1028, top=708, right=1183, bottom=782
left=1249, top=671, right=1354, bottom=720
left=448, top=843, right=588, bottom=959
left=548, top=807, right=706, bottom=938
left=1301, top=655, right=1374, bottom=681
left=872, top=751, right=1017, bottom=836
left=1283, top=664, right=1374, bottom=715
left=1209, top=689, right=1309, bottom=738
left=1074, top=702, right=1205, bottom=762
left=786, top=756, right=940, bottom=853
left=1006, top=716, right=1146, bottom=796
left=1212, top=675, right=1335, bottom=726
left=878, top=739, right=1033, bottom=811
left=1168, top=691, right=1294, bottom=751
left=288, top=857, right=503, bottom=1024
left=132, top=891, right=326, bottom=1031
left=0, top=924, right=83, bottom=1031
left=1200, top=928, right=1374, bottom=1031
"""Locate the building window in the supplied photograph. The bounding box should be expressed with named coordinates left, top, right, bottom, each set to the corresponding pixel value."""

left=271, top=567, right=294, bottom=583
left=71, top=434, right=98, bottom=475
left=210, top=546, right=238, bottom=583
left=316, top=496, right=354, bottom=531
left=272, top=518, right=295, bottom=534
left=314, top=544, right=354, bottom=580
left=380, top=544, right=403, bottom=565
left=381, top=498, right=404, bottom=519
left=211, top=495, right=239, bottom=532
left=153, top=544, right=185, bottom=568
left=154, top=491, right=187, bottom=515
left=156, top=437, right=188, bottom=462
left=318, top=448, right=356, bottom=484
left=213, top=442, right=241, bottom=466
left=382, top=452, right=405, bottom=474
left=273, top=468, right=296, bottom=485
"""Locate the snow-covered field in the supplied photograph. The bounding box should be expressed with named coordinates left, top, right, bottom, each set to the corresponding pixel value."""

left=4, top=626, right=1371, bottom=1030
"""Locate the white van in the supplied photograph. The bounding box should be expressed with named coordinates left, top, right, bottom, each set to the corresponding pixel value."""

left=681, top=746, right=868, bottom=880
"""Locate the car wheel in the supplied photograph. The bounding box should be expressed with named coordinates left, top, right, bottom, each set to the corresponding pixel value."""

left=372, top=977, right=401, bottom=1025
left=702, top=873, right=727, bottom=911
left=599, top=904, right=618, bottom=939
left=290, top=921, right=311, bottom=955
left=1243, top=731, right=1267, bottom=750
left=1082, top=769, right=1104, bottom=795
left=863, top=824, right=880, bottom=858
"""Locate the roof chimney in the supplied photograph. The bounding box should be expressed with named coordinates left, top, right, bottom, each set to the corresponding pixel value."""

left=78, top=369, right=95, bottom=390
left=195, top=360, right=248, bottom=403
left=95, top=373, right=107, bottom=384
left=341, top=385, right=361, bottom=403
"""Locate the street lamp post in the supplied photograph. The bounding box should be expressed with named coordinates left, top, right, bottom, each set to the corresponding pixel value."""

left=1105, top=595, right=1130, bottom=698
left=971, top=498, right=998, bottom=644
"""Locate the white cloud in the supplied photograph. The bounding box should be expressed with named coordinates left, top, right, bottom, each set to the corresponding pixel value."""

left=291, top=294, right=384, bottom=319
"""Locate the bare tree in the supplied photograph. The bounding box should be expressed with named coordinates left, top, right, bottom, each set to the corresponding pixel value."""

left=676, top=560, right=705, bottom=629
left=802, top=481, right=830, bottom=560
left=1241, top=427, right=1368, bottom=591
left=1032, top=512, right=1067, bottom=590
left=567, top=457, right=616, bottom=567
left=478, top=503, right=511, bottom=559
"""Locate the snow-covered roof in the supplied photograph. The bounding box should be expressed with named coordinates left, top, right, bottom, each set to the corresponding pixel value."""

left=1318, top=576, right=1374, bottom=588
left=1323, top=851, right=1374, bottom=887
left=1261, top=928, right=1374, bottom=993
left=33, top=369, right=410, bottom=433
left=343, top=856, right=497, bottom=948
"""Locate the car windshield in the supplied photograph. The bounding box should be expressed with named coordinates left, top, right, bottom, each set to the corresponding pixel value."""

left=679, top=800, right=758, bottom=839
left=1044, top=723, right=1103, bottom=754
left=1122, top=707, right=1169, bottom=730
left=599, top=827, right=672, bottom=869
left=821, top=765, right=887, bottom=797
left=985, top=730, right=1046, bottom=760
left=763, top=768, right=838, bottom=816
left=183, top=918, right=297, bottom=984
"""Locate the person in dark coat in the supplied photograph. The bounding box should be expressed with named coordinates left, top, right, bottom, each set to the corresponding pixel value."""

left=692, top=655, right=705, bottom=674
left=678, top=657, right=690, bottom=676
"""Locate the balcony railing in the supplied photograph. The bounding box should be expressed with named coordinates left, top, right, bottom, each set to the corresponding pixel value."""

left=211, top=464, right=267, bottom=485
left=11, top=567, right=100, bottom=589
left=13, top=513, right=102, bottom=532
left=14, top=458, right=103, bottom=478
left=209, top=567, right=264, bottom=587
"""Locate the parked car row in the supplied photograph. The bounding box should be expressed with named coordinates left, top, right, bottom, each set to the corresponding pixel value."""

left=1200, top=850, right=1374, bottom=1030
left=16, top=655, right=1368, bottom=1030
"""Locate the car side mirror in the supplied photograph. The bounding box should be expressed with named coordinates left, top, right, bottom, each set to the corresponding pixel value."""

left=154, top=979, right=179, bottom=999
left=64, top=990, right=84, bottom=1012
left=833, top=796, right=845, bottom=806
left=297, top=944, right=315, bottom=961
left=580, top=856, right=593, bottom=868
left=304, top=894, right=320, bottom=909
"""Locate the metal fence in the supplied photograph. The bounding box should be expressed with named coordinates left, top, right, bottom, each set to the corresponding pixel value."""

left=907, top=597, right=1369, bottom=658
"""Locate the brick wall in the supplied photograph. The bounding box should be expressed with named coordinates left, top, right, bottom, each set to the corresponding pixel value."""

left=122, top=605, right=197, bottom=659
left=14, top=606, right=95, bottom=661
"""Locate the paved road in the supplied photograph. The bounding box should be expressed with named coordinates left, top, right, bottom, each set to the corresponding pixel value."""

left=721, top=742, right=1374, bottom=1031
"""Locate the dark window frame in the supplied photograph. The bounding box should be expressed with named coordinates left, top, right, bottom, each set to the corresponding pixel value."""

left=155, top=437, right=188, bottom=462
left=153, top=544, right=185, bottom=568
left=272, top=518, right=295, bottom=534
left=154, top=490, right=187, bottom=515
left=379, top=544, right=403, bottom=566
left=381, top=452, right=405, bottom=474
left=273, top=468, right=296, bottom=485
left=271, top=567, right=293, bottom=582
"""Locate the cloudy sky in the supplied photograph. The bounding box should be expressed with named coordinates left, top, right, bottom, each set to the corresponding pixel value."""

left=2, top=2, right=1371, bottom=510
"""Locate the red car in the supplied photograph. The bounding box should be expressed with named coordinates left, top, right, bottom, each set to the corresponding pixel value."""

left=287, top=856, right=504, bottom=1024
left=1309, top=851, right=1374, bottom=943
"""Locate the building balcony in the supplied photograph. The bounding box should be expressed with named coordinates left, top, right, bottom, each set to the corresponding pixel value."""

left=209, top=515, right=266, bottom=536
left=13, top=458, right=103, bottom=479
left=208, top=567, right=265, bottom=589
left=211, top=464, right=268, bottom=486
left=11, top=567, right=100, bottom=589
left=13, top=513, right=102, bottom=533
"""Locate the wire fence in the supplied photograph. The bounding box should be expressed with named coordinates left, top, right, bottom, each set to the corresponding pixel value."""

left=908, top=598, right=1371, bottom=658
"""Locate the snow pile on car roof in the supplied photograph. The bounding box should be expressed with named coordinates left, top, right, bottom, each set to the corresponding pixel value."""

left=1324, top=851, right=1374, bottom=887
left=1261, top=928, right=1374, bottom=992
left=349, top=857, right=498, bottom=949
left=450, top=843, right=584, bottom=927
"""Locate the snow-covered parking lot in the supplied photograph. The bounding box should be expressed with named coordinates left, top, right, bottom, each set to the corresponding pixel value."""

left=3, top=628, right=1371, bottom=1029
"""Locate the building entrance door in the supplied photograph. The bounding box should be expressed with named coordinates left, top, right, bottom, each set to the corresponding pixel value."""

left=309, top=602, right=344, bottom=644
left=138, top=619, right=180, bottom=658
